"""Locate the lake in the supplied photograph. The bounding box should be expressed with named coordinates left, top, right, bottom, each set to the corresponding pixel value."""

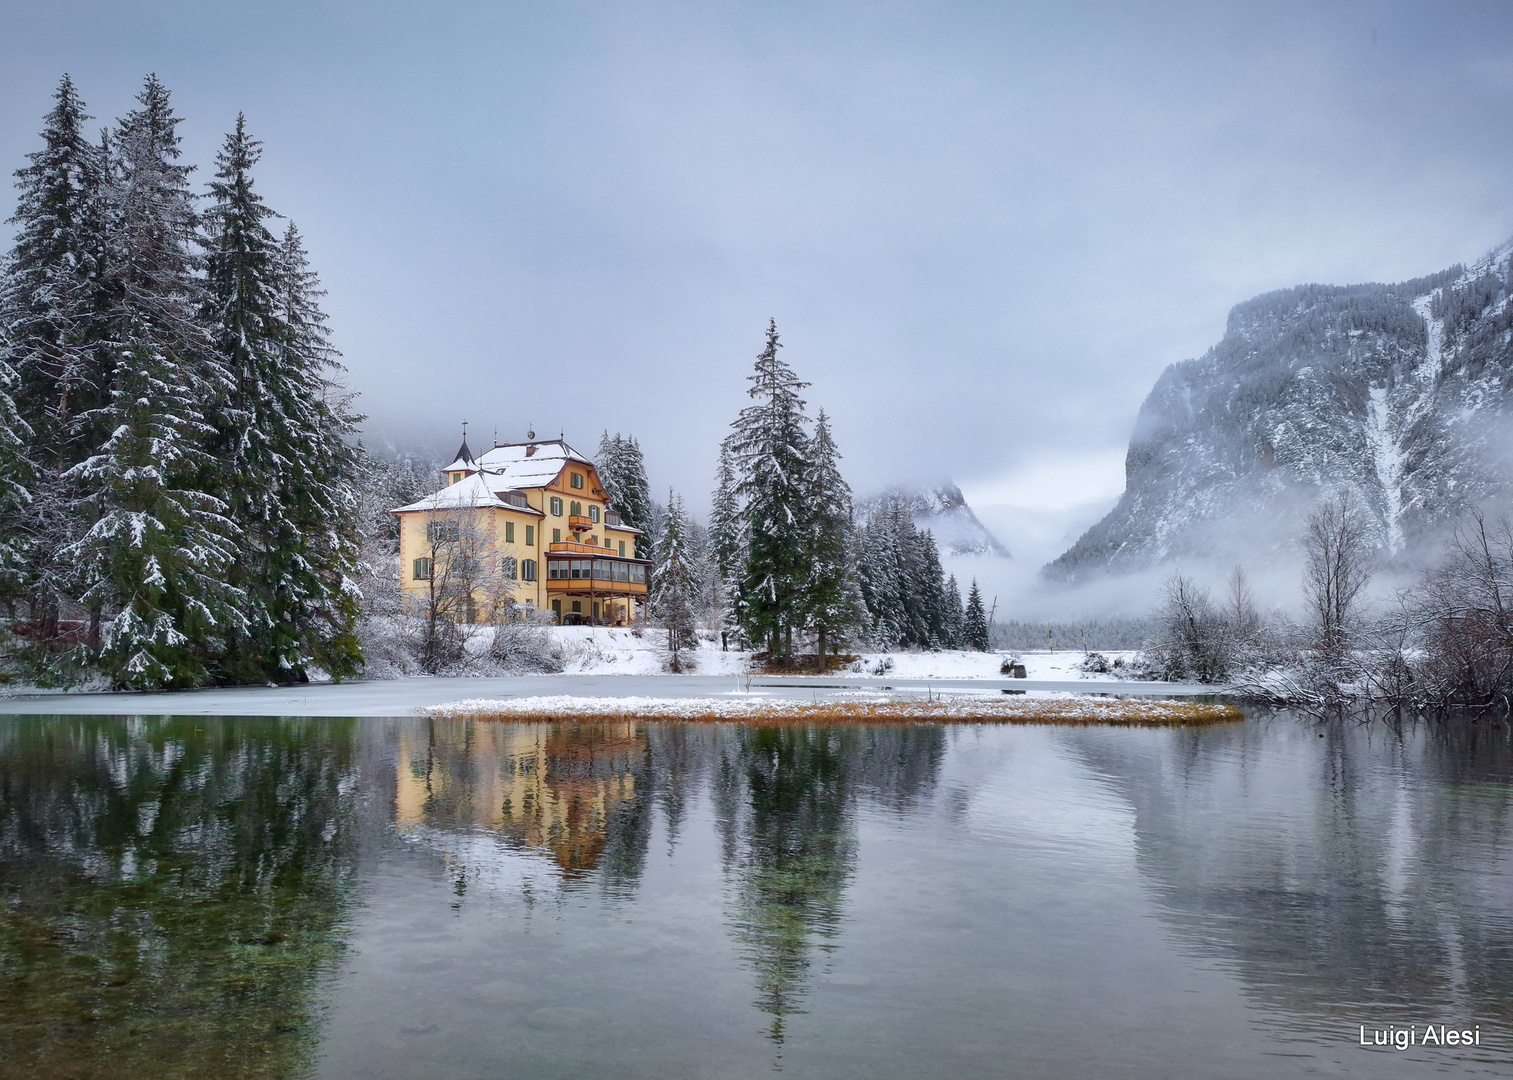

left=0, top=713, right=1509, bottom=1078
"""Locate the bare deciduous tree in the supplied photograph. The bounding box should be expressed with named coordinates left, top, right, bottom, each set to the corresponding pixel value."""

left=1303, top=491, right=1373, bottom=659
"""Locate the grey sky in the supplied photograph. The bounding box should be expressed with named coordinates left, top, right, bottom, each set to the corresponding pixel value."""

left=5, top=1, right=1513, bottom=559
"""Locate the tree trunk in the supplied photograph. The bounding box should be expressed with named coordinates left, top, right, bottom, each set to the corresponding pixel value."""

left=816, top=626, right=827, bottom=673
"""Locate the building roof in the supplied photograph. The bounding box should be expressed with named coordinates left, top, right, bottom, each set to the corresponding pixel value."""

left=393, top=439, right=619, bottom=517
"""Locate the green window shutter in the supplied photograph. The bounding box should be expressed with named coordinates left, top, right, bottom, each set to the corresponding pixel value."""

left=526, top=525, right=535, bottom=546
left=618, top=540, right=625, bottom=556
left=505, top=521, right=515, bottom=543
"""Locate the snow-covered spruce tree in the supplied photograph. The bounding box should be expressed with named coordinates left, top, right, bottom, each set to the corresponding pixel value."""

left=2, top=75, right=112, bottom=465
left=0, top=76, right=113, bottom=642
left=962, top=579, right=990, bottom=652
left=202, top=117, right=362, bottom=682
left=651, top=489, right=698, bottom=671
left=596, top=430, right=654, bottom=559
left=708, top=439, right=746, bottom=638
left=943, top=574, right=965, bottom=649
left=62, top=75, right=243, bottom=688
left=802, top=409, right=863, bottom=670
left=857, top=502, right=905, bottom=647
left=727, top=319, right=811, bottom=660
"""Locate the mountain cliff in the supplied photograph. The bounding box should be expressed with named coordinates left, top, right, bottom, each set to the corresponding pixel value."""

left=862, top=483, right=1011, bottom=557
left=1048, top=244, right=1513, bottom=579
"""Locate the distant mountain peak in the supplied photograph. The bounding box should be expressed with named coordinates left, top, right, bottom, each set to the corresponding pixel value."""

left=861, top=481, right=1011, bottom=558
left=1047, top=241, right=1513, bottom=579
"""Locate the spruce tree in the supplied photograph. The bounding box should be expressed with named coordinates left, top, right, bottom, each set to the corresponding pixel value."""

left=1, top=75, right=111, bottom=466
left=727, top=319, right=810, bottom=659
left=63, top=75, right=242, bottom=686
left=651, top=489, right=698, bottom=670
left=943, top=574, right=965, bottom=649
left=802, top=410, right=862, bottom=669
left=1, top=76, right=112, bottom=638
left=596, top=431, right=654, bottom=559
left=202, top=116, right=362, bottom=681
left=963, top=579, right=990, bottom=652
left=708, top=439, right=746, bottom=638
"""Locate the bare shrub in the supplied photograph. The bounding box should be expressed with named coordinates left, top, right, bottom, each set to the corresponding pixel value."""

left=1145, top=574, right=1233, bottom=682
left=488, top=615, right=563, bottom=674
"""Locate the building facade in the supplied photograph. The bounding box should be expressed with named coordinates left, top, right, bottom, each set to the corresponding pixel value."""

left=392, top=436, right=650, bottom=625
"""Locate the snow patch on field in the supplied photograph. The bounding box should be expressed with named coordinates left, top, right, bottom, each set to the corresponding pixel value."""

left=841, top=649, right=1142, bottom=681
left=549, top=626, right=752, bottom=676
left=423, top=693, right=1239, bottom=725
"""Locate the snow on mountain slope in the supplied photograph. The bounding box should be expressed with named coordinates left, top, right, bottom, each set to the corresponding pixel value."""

left=860, top=482, right=1012, bottom=557
left=1048, top=244, right=1513, bottom=579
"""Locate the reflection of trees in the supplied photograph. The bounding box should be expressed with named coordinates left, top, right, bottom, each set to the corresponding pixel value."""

left=1064, top=718, right=1513, bottom=1030
left=0, top=716, right=360, bottom=1080
left=714, top=724, right=946, bottom=1044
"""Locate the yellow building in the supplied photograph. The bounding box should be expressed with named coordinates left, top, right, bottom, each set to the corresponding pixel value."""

left=391, top=434, right=650, bottom=625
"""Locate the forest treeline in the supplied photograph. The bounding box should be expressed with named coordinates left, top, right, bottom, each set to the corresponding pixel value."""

left=0, top=76, right=361, bottom=688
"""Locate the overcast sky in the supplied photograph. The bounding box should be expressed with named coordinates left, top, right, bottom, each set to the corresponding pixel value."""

left=5, top=0, right=1513, bottom=561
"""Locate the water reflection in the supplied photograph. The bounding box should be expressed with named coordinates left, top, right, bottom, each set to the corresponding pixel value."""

left=0, top=716, right=359, bottom=1080
left=2, top=714, right=1510, bottom=1079
left=1064, top=717, right=1513, bottom=1045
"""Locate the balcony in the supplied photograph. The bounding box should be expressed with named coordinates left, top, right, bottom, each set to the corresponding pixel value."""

left=568, top=515, right=593, bottom=532
left=548, top=540, right=606, bottom=555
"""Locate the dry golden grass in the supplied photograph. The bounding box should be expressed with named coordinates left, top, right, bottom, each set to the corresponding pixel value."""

left=424, top=696, right=1245, bottom=728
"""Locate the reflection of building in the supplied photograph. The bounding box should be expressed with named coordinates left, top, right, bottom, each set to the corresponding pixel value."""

left=396, top=722, right=645, bottom=875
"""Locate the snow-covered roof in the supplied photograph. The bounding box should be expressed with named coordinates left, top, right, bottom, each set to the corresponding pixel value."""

left=391, top=471, right=545, bottom=515
left=392, top=439, right=599, bottom=515
left=471, top=439, right=595, bottom=488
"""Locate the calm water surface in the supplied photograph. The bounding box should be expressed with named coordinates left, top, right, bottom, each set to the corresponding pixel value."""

left=1, top=714, right=1510, bottom=1079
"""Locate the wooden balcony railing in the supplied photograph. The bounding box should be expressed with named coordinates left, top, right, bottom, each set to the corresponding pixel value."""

left=568, top=515, right=593, bottom=532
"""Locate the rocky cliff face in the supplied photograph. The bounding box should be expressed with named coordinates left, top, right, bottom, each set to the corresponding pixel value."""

left=862, top=483, right=1011, bottom=557
left=1048, top=245, right=1513, bottom=579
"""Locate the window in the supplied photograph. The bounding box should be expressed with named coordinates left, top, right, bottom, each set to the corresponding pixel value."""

left=501, top=556, right=517, bottom=580
left=525, top=525, right=534, bottom=546
left=571, top=559, right=593, bottom=579
left=618, top=540, right=625, bottom=557
left=426, top=521, right=458, bottom=543
left=550, top=497, right=563, bottom=516
left=548, top=560, right=569, bottom=580
left=629, top=564, right=647, bottom=584
left=570, top=501, right=582, bottom=517
left=570, top=472, right=584, bottom=489
left=552, top=599, right=561, bottom=618
left=603, top=536, right=611, bottom=548
left=412, top=558, right=432, bottom=581
left=504, top=521, right=515, bottom=543
left=589, top=505, right=600, bottom=523
left=612, top=561, right=629, bottom=582
left=594, top=559, right=614, bottom=580
left=520, top=559, right=538, bottom=581
left=571, top=601, right=582, bottom=613
left=552, top=528, right=561, bottom=544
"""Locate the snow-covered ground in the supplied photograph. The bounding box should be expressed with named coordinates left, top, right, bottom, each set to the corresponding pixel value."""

left=839, top=649, right=1139, bottom=681
left=544, top=629, right=1139, bottom=681
left=547, top=626, right=751, bottom=676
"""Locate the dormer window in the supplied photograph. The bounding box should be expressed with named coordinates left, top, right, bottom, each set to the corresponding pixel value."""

left=570, top=472, right=584, bottom=489
left=448, top=472, right=464, bottom=485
